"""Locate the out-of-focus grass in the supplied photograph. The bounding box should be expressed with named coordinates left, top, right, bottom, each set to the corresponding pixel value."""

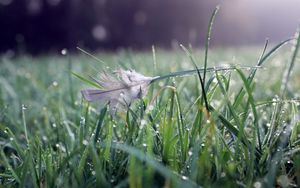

left=0, top=40, right=300, bottom=188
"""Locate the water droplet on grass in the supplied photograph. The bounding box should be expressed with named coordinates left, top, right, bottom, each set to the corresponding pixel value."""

left=80, top=117, right=86, bottom=126
left=82, top=140, right=89, bottom=146
left=52, top=81, right=58, bottom=87
left=148, top=105, right=154, bottom=111
left=158, top=81, right=164, bottom=87
left=181, top=175, right=188, bottom=180
left=272, top=97, right=279, bottom=106
left=253, top=181, right=262, bottom=188
left=22, top=104, right=27, bottom=110
left=42, top=136, right=48, bottom=141
left=141, top=119, right=147, bottom=126
left=277, top=148, right=282, bottom=152
left=221, top=172, right=226, bottom=177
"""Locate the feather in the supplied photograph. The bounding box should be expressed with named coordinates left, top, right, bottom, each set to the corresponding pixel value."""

left=81, top=69, right=156, bottom=110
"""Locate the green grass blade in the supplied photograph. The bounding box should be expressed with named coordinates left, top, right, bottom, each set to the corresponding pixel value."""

left=203, top=5, right=219, bottom=84
left=71, top=71, right=102, bottom=89
left=94, top=105, right=108, bottom=144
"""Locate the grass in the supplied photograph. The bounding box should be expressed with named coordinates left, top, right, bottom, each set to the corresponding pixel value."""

left=1, top=13, right=300, bottom=186
left=0, top=42, right=300, bottom=187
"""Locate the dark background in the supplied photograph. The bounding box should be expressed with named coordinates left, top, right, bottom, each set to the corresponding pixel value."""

left=1, top=0, right=300, bottom=55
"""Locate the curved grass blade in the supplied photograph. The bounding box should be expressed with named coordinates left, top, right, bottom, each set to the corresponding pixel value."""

left=203, top=5, right=220, bottom=84
left=151, top=65, right=261, bottom=83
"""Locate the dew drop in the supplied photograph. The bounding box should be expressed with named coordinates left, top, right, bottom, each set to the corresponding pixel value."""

left=221, top=172, right=226, bottom=177
left=148, top=105, right=154, bottom=111
left=22, top=104, right=27, bottom=110
left=52, top=81, right=58, bottom=87
left=141, top=119, right=147, bottom=126
left=272, top=97, right=279, bottom=106
left=42, top=136, right=48, bottom=141
left=253, top=181, right=262, bottom=188
left=82, top=140, right=89, bottom=146
left=80, top=117, right=85, bottom=125
left=158, top=81, right=164, bottom=87
left=181, top=175, right=188, bottom=180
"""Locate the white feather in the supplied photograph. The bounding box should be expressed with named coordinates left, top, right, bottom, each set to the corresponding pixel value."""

left=81, top=69, right=156, bottom=110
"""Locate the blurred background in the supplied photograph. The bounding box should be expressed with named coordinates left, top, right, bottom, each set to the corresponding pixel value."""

left=1, top=0, right=300, bottom=55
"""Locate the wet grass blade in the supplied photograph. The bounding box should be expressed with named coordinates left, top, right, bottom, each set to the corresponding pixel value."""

left=203, top=5, right=219, bottom=84
left=94, top=105, right=108, bottom=144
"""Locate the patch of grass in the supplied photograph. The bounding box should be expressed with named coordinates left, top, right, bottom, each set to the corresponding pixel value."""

left=1, top=18, right=300, bottom=188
